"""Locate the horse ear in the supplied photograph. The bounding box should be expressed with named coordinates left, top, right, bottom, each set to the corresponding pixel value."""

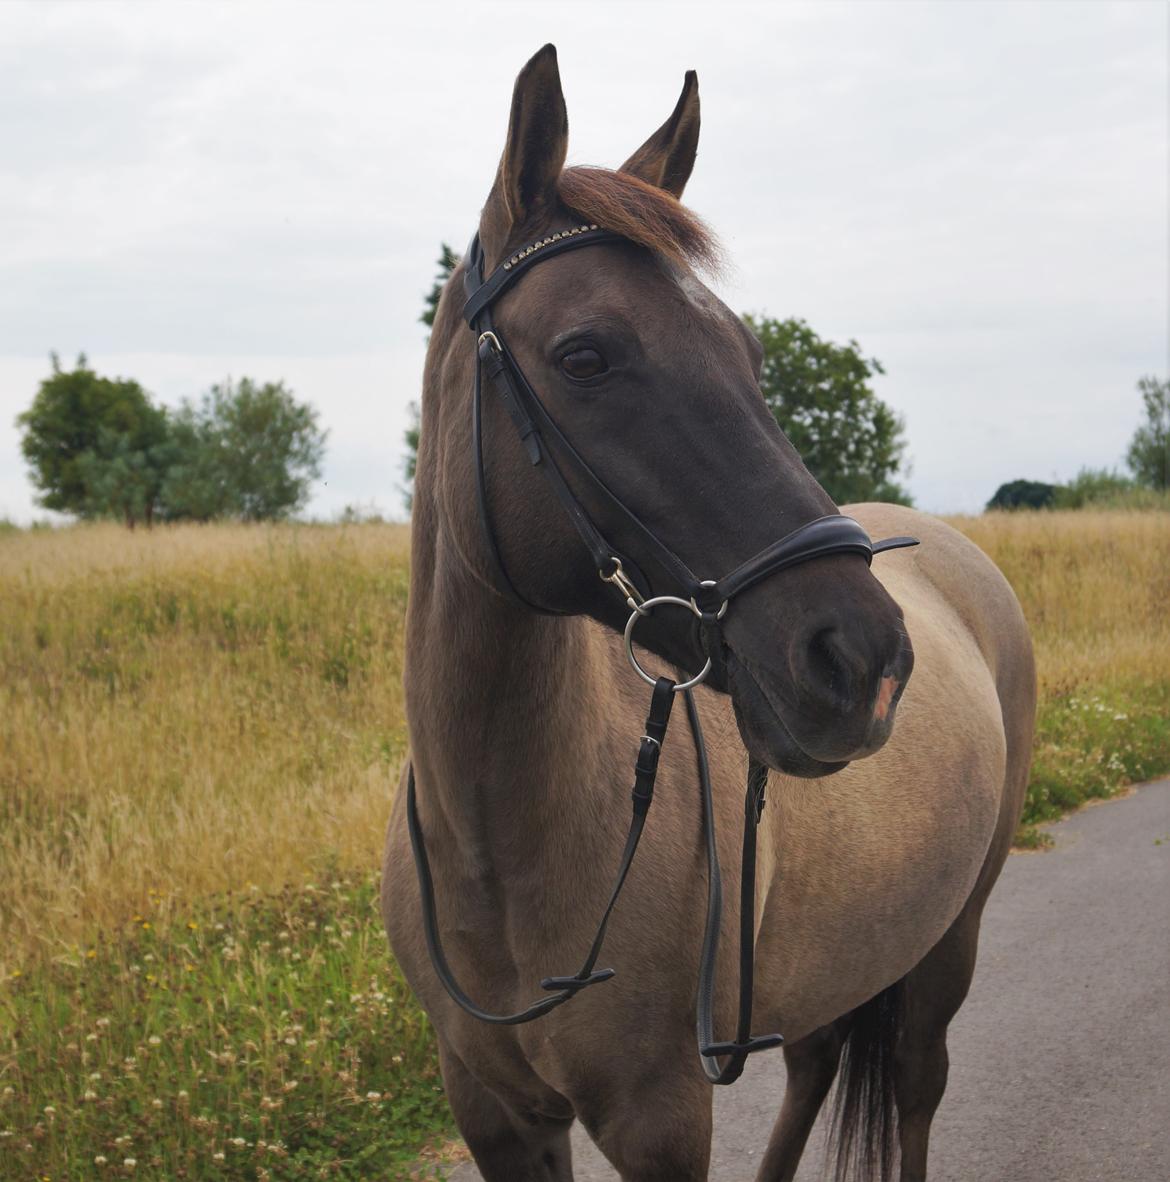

left=619, top=71, right=700, bottom=199
left=483, top=45, right=569, bottom=245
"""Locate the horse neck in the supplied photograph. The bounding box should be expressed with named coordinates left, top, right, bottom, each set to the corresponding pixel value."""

left=404, top=499, right=610, bottom=873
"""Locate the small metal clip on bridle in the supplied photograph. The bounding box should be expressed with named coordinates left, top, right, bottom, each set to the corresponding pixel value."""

left=600, top=556, right=646, bottom=613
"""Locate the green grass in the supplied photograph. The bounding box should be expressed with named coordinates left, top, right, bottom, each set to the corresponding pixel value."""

left=0, top=874, right=455, bottom=1181
left=1019, top=681, right=1170, bottom=840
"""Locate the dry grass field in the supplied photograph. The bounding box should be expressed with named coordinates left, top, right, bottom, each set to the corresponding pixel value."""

left=2, top=511, right=1167, bottom=964
left=1, top=523, right=412, bottom=967
left=0, top=511, right=1167, bottom=1179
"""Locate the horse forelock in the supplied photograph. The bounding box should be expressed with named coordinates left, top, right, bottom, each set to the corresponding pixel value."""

left=556, top=166, right=723, bottom=276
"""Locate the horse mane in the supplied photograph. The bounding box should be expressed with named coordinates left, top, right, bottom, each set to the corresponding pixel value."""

left=556, top=166, right=722, bottom=275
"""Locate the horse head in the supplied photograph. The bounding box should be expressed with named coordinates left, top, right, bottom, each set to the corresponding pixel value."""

left=423, top=44, right=914, bottom=777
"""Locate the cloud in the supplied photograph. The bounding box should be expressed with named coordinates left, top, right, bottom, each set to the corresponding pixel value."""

left=1, top=0, right=1165, bottom=522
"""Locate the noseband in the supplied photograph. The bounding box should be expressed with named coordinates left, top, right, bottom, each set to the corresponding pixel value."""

left=406, top=223, right=919, bottom=1085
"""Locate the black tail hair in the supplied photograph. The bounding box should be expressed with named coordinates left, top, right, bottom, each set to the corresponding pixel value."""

left=829, top=979, right=904, bottom=1182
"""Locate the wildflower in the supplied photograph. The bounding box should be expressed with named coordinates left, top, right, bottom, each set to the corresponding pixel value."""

left=87, top=950, right=97, bottom=959
left=123, top=1159, right=136, bottom=1170
left=141, top=922, right=151, bottom=931
left=366, top=1091, right=381, bottom=1102
left=151, top=1098, right=163, bottom=1109
left=96, top=1018, right=110, bottom=1028
left=90, top=1072, right=102, bottom=1081
left=213, top=1152, right=225, bottom=1162
left=184, top=963, right=195, bottom=972
left=230, top=1137, right=246, bottom=1147
left=148, top=1036, right=161, bottom=1046
left=178, top=1090, right=189, bottom=1102
left=43, top=1106, right=56, bottom=1116
left=392, top=1053, right=403, bottom=1064
left=83, top=1090, right=98, bottom=1102
left=86, top=1033, right=98, bottom=1042
left=94, top=1157, right=107, bottom=1166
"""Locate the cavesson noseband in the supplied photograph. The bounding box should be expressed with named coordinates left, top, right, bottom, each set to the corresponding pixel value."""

left=406, top=222, right=919, bottom=1085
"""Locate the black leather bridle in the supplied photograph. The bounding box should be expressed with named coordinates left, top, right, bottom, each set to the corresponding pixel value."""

left=406, top=222, right=919, bottom=1085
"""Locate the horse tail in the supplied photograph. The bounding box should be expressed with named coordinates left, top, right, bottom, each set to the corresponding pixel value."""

left=829, top=978, right=905, bottom=1182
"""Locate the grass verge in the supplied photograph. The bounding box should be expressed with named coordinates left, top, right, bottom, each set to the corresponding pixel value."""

left=0, top=873, right=454, bottom=1181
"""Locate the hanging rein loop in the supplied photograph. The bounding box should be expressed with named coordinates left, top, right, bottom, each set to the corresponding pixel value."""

left=405, top=224, right=919, bottom=1083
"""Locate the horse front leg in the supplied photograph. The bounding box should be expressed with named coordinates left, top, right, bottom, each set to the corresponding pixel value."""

left=576, top=1061, right=713, bottom=1182
left=438, top=1042, right=576, bottom=1182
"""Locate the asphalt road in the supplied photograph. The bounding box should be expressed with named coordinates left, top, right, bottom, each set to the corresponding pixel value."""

left=450, top=779, right=1170, bottom=1181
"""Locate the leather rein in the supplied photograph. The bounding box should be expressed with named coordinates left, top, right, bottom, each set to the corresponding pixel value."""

left=405, top=223, right=919, bottom=1085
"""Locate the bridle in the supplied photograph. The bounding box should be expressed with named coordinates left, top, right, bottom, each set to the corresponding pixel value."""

left=406, top=221, right=919, bottom=1085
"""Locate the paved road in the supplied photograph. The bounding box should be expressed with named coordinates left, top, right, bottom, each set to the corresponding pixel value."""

left=451, top=780, right=1170, bottom=1181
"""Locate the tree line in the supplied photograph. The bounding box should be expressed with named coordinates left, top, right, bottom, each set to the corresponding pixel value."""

left=405, top=245, right=913, bottom=509
left=17, top=356, right=327, bottom=528
left=987, top=376, right=1169, bottom=510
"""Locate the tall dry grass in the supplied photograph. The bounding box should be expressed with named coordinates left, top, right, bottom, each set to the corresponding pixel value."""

left=1, top=511, right=1167, bottom=969
left=0, top=523, right=410, bottom=971
left=948, top=510, right=1170, bottom=691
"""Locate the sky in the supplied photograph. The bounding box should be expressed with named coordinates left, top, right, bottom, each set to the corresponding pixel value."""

left=1, top=0, right=1166, bottom=522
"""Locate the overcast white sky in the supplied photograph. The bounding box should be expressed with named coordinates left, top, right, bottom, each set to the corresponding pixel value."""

left=1, top=0, right=1166, bottom=522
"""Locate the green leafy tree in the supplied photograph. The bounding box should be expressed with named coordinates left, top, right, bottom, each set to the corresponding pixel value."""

left=1052, top=467, right=1135, bottom=509
left=421, top=243, right=460, bottom=333
left=161, top=378, right=326, bottom=521
left=403, top=244, right=460, bottom=510
left=986, top=479, right=1058, bottom=511
left=744, top=315, right=912, bottom=505
left=1126, top=375, right=1169, bottom=492
left=16, top=354, right=171, bottom=527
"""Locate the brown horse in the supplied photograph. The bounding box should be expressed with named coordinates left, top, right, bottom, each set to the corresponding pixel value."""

left=382, top=45, right=1035, bottom=1182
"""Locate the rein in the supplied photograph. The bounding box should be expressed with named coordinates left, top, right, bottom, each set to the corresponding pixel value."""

left=406, top=223, right=919, bottom=1085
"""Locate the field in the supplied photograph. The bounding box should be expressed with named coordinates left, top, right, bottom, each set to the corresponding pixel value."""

left=1, top=512, right=1168, bottom=1179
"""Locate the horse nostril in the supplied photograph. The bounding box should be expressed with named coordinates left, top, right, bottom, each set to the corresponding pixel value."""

left=803, top=627, right=857, bottom=707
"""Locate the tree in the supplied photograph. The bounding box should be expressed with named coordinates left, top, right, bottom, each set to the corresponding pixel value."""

left=161, top=378, right=326, bottom=521
left=421, top=243, right=460, bottom=333
left=744, top=315, right=912, bottom=505
left=1126, top=375, right=1169, bottom=492
left=403, top=244, right=460, bottom=510
left=16, top=354, right=171, bottom=527
left=986, top=479, right=1057, bottom=511
left=1052, top=467, right=1135, bottom=509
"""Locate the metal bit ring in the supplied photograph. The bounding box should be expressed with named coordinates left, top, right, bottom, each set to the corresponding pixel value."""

left=623, top=596, right=712, bottom=692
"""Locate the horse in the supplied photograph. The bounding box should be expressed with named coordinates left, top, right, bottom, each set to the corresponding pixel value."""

left=382, top=44, right=1035, bottom=1182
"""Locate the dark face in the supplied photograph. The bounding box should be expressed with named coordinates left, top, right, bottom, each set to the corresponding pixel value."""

left=467, top=228, right=914, bottom=777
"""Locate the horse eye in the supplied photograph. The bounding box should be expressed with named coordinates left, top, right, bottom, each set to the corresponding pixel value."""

left=560, top=347, right=608, bottom=381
